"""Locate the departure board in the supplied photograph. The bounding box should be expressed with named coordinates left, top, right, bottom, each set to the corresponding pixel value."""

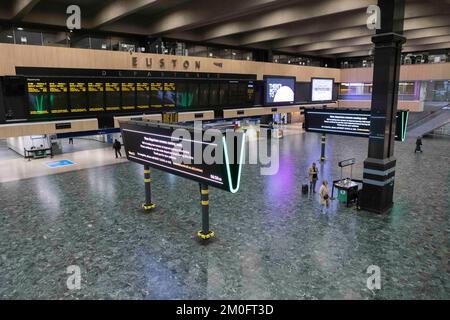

left=219, top=82, right=228, bottom=106
left=176, top=82, right=190, bottom=109
left=199, top=82, right=209, bottom=107
left=49, top=82, right=69, bottom=114
left=105, top=82, right=121, bottom=111
left=188, top=82, right=199, bottom=108
left=28, top=80, right=49, bottom=115
left=122, top=82, right=136, bottom=110
left=136, top=82, right=150, bottom=110
left=69, top=82, right=88, bottom=113
left=150, top=81, right=164, bottom=108
left=228, top=81, right=239, bottom=105
left=88, top=82, right=105, bottom=112
left=209, top=82, right=219, bottom=106
left=163, top=82, right=176, bottom=108
left=246, top=82, right=255, bottom=105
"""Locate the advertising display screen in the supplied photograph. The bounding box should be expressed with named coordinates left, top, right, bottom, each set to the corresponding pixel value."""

left=150, top=81, right=164, bottom=108
left=136, top=82, right=150, bottom=110
left=69, top=82, right=88, bottom=113
left=120, top=121, right=245, bottom=193
left=121, top=82, right=136, bottom=111
left=163, top=82, right=176, bottom=108
left=304, top=109, right=409, bottom=141
left=87, top=82, right=105, bottom=112
left=264, top=76, right=295, bottom=105
left=48, top=81, right=69, bottom=114
left=105, top=82, right=121, bottom=111
left=311, top=78, right=334, bottom=102
left=27, top=79, right=49, bottom=116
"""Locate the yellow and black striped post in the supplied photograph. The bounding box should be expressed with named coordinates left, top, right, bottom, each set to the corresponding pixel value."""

left=197, top=183, right=215, bottom=240
left=320, top=134, right=326, bottom=162
left=142, top=165, right=156, bottom=211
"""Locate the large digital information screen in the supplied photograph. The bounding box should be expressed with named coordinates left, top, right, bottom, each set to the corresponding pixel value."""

left=311, top=78, right=334, bottom=102
left=304, top=109, right=409, bottom=141
left=120, top=121, right=245, bottom=193
left=264, top=76, right=295, bottom=105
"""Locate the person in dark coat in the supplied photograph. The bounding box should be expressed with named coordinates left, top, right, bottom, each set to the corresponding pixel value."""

left=415, top=136, right=423, bottom=153
left=113, top=139, right=122, bottom=158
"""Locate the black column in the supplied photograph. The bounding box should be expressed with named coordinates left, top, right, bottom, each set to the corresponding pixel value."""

left=360, top=0, right=406, bottom=214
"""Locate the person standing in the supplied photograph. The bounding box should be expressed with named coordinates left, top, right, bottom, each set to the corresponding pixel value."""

left=415, top=136, right=423, bottom=153
left=113, top=139, right=122, bottom=158
left=68, top=137, right=73, bottom=145
left=319, top=180, right=330, bottom=213
left=308, top=162, right=319, bottom=193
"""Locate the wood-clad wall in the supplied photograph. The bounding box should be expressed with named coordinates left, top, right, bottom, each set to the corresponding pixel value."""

left=0, top=119, right=98, bottom=138
left=0, top=44, right=340, bottom=82
left=341, top=62, right=450, bottom=83
left=1, top=44, right=448, bottom=83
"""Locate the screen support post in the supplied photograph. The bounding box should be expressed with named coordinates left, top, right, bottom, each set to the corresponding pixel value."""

left=142, top=165, right=156, bottom=211
left=197, top=183, right=215, bottom=240
left=320, top=134, right=326, bottom=162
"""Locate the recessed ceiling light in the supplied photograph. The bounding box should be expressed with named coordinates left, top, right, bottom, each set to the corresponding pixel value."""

left=17, top=27, right=23, bottom=31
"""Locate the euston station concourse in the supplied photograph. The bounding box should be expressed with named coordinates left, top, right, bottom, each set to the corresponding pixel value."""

left=0, top=0, right=449, bottom=304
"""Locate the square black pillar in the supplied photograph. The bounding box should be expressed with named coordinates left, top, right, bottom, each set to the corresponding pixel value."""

left=360, top=0, right=406, bottom=214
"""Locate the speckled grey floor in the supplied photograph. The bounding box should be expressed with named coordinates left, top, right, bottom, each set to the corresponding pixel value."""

left=0, top=133, right=448, bottom=300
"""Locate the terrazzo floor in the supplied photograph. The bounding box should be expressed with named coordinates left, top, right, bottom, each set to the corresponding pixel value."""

left=0, top=132, right=448, bottom=299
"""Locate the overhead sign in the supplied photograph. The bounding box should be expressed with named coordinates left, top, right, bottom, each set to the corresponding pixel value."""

left=120, top=121, right=245, bottom=193
left=311, top=78, right=334, bottom=102
left=304, top=109, right=409, bottom=141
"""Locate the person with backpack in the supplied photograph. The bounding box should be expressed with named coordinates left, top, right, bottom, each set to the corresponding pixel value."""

left=113, top=139, right=122, bottom=158
left=308, top=162, right=319, bottom=193
left=415, top=136, right=423, bottom=153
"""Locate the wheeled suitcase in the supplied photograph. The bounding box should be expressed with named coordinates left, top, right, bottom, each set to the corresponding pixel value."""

left=302, top=184, right=309, bottom=195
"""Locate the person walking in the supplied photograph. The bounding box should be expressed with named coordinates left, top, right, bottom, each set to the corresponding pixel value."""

left=415, top=136, right=423, bottom=153
left=308, top=162, right=319, bottom=193
left=319, top=180, right=330, bottom=213
left=113, top=139, right=122, bottom=158
left=68, top=137, right=73, bottom=145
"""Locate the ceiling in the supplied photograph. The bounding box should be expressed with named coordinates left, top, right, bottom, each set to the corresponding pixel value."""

left=1, top=0, right=450, bottom=58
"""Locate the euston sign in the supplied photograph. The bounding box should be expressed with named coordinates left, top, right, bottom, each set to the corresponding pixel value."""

left=132, top=56, right=202, bottom=71
left=120, top=121, right=245, bottom=193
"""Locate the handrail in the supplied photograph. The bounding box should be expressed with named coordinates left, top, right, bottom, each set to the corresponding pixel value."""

left=408, top=104, right=450, bottom=129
